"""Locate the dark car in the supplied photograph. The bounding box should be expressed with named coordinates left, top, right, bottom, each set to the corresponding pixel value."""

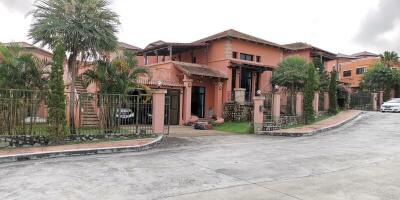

left=116, top=108, right=135, bottom=124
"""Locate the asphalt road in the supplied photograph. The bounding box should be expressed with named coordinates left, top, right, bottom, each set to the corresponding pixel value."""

left=1, top=112, right=400, bottom=200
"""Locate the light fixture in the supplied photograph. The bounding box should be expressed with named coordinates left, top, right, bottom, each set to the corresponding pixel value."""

left=157, top=80, right=162, bottom=88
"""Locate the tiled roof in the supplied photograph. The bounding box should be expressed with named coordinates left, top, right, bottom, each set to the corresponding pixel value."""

left=336, top=53, right=357, bottom=59
left=118, top=42, right=142, bottom=52
left=194, top=29, right=283, bottom=49
left=3, top=41, right=53, bottom=56
left=172, top=61, right=227, bottom=79
left=351, top=51, right=379, bottom=58
left=282, top=42, right=315, bottom=50
left=283, top=42, right=336, bottom=58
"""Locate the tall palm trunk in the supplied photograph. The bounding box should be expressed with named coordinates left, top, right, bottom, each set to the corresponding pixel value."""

left=68, top=52, right=77, bottom=134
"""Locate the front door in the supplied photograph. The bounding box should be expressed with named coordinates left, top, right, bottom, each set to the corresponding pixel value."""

left=167, top=90, right=180, bottom=125
left=240, top=69, right=253, bottom=101
left=191, top=86, right=205, bottom=118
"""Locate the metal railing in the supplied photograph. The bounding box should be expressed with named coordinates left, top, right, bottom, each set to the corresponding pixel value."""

left=0, top=89, right=160, bottom=140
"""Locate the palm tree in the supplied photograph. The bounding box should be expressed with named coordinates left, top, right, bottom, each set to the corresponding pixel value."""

left=29, top=0, right=120, bottom=131
left=82, top=50, right=148, bottom=131
left=0, top=43, right=48, bottom=134
left=380, top=51, right=399, bottom=67
left=0, top=43, right=47, bottom=90
left=82, top=50, right=148, bottom=94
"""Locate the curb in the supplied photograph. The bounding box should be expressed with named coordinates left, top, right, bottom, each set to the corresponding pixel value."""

left=264, top=112, right=364, bottom=137
left=0, top=135, right=165, bottom=164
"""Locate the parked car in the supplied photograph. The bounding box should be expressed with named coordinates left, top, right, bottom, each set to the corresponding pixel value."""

left=380, top=98, right=400, bottom=113
left=116, top=108, right=135, bottom=124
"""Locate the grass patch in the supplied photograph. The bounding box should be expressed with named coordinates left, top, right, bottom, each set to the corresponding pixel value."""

left=214, top=121, right=251, bottom=134
left=281, top=112, right=338, bottom=129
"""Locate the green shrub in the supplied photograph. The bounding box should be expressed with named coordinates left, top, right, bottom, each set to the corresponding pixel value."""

left=329, top=70, right=338, bottom=114
left=48, top=45, right=67, bottom=143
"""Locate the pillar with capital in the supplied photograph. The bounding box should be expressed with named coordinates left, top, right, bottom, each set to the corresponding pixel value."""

left=253, top=96, right=265, bottom=134
left=183, top=76, right=193, bottom=123
left=152, top=89, right=167, bottom=134
left=214, top=81, right=223, bottom=119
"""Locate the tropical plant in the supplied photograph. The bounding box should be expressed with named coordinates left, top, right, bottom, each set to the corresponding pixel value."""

left=47, top=44, right=67, bottom=143
left=0, top=43, right=47, bottom=90
left=393, top=69, right=400, bottom=98
left=312, top=57, right=329, bottom=91
left=271, top=56, right=308, bottom=115
left=361, top=62, right=395, bottom=101
left=328, top=70, right=338, bottom=114
left=82, top=50, right=148, bottom=94
left=82, top=50, right=148, bottom=132
left=29, top=0, right=120, bottom=131
left=304, top=63, right=318, bottom=124
left=380, top=51, right=399, bottom=67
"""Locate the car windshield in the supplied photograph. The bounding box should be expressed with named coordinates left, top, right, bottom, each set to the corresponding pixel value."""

left=117, top=109, right=132, bottom=115
left=387, top=99, right=400, bottom=103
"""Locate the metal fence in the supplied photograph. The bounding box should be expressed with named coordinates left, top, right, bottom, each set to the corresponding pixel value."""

left=0, top=89, right=48, bottom=136
left=350, top=91, right=372, bottom=111
left=0, top=89, right=168, bottom=140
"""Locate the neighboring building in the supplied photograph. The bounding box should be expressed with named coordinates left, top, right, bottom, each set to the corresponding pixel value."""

left=282, top=42, right=336, bottom=67
left=3, top=42, right=53, bottom=62
left=325, top=51, right=380, bottom=88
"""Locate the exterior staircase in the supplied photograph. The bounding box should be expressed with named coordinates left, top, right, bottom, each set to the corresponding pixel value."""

left=75, top=78, right=100, bottom=128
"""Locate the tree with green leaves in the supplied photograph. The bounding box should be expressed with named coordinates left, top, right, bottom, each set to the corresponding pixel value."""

left=47, top=44, right=67, bottom=143
left=82, top=50, right=148, bottom=94
left=304, top=63, right=318, bottom=124
left=312, top=57, right=329, bottom=92
left=0, top=43, right=47, bottom=90
left=82, top=50, right=148, bottom=132
left=328, top=70, right=338, bottom=114
left=29, top=0, right=120, bottom=132
left=380, top=51, right=399, bottom=67
left=393, top=69, right=400, bottom=98
left=271, top=56, right=308, bottom=115
left=361, top=62, right=395, bottom=101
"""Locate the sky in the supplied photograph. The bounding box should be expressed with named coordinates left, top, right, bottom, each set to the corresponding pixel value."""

left=0, top=0, right=399, bottom=55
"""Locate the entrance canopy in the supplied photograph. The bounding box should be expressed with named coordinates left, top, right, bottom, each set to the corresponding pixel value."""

left=137, top=41, right=208, bottom=56
left=173, top=61, right=228, bottom=79
left=229, top=60, right=274, bottom=72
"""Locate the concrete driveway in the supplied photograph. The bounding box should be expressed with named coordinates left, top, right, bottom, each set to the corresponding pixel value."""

left=1, top=112, right=400, bottom=200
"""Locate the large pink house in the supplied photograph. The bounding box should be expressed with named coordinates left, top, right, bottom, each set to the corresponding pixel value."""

left=134, top=29, right=336, bottom=125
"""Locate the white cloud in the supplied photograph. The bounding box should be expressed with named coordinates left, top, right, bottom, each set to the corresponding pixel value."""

left=355, top=0, right=400, bottom=52
left=0, top=0, right=389, bottom=55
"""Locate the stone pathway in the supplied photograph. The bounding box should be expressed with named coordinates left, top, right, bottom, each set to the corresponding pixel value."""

left=270, top=110, right=362, bottom=136
left=0, top=137, right=156, bottom=157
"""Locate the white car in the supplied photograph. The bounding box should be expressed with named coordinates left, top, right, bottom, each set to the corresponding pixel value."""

left=381, top=98, right=400, bottom=113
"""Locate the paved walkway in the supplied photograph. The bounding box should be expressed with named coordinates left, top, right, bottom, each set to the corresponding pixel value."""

left=1, top=112, right=399, bottom=200
left=0, top=137, right=155, bottom=157
left=271, top=110, right=362, bottom=135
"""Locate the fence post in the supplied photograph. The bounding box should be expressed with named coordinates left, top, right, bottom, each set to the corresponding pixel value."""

left=234, top=88, right=246, bottom=104
left=272, top=92, right=281, bottom=121
left=152, top=89, right=167, bottom=134
left=379, top=91, right=384, bottom=106
left=253, top=96, right=265, bottom=134
left=313, top=91, right=319, bottom=114
left=371, top=93, right=378, bottom=111
left=183, top=77, right=193, bottom=123
left=324, top=92, right=329, bottom=111
left=295, top=92, right=303, bottom=116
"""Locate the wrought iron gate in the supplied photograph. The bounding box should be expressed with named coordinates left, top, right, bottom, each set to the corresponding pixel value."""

left=76, top=93, right=154, bottom=135
left=350, top=91, right=372, bottom=111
